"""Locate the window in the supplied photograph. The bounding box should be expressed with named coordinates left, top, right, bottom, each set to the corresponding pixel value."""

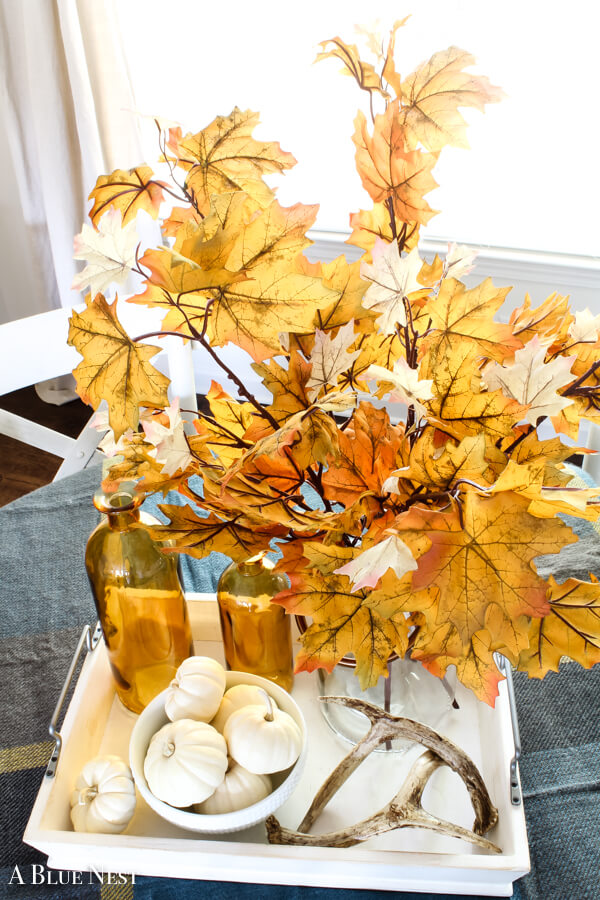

left=116, top=0, right=599, bottom=258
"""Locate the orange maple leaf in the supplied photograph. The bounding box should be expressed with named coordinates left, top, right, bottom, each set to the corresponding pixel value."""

left=322, top=402, right=403, bottom=506
left=352, top=102, right=439, bottom=226
left=398, top=493, right=577, bottom=644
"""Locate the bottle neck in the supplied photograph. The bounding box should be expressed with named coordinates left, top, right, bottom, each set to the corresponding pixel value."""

left=93, top=483, right=144, bottom=531
left=105, top=507, right=141, bottom=532
left=237, top=550, right=273, bottom=577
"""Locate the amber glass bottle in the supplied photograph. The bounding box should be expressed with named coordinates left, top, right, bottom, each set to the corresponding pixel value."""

left=85, top=485, right=193, bottom=713
left=217, top=552, right=293, bottom=692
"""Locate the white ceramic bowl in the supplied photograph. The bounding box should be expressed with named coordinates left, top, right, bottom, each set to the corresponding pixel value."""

left=129, top=670, right=307, bottom=833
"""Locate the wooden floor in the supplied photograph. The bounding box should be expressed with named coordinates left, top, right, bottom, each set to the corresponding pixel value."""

left=0, top=387, right=91, bottom=507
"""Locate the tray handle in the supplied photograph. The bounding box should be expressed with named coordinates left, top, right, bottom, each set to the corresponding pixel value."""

left=46, top=621, right=103, bottom=778
left=495, top=653, right=522, bottom=806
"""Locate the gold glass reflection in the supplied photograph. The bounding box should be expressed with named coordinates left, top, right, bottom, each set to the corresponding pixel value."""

left=85, top=486, right=193, bottom=712
left=217, top=552, right=293, bottom=692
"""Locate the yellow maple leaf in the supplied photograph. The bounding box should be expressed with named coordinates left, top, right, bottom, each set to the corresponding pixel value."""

left=101, top=431, right=193, bottom=496
left=381, top=18, right=409, bottom=97
left=490, top=459, right=600, bottom=521
left=191, top=382, right=254, bottom=467
left=174, top=192, right=258, bottom=269
left=509, top=292, right=573, bottom=346
left=226, top=200, right=318, bottom=272
left=234, top=407, right=340, bottom=481
left=205, top=464, right=333, bottom=533
left=423, top=277, right=521, bottom=363
left=68, top=294, right=170, bottom=438
left=519, top=576, right=600, bottom=677
left=150, top=505, right=286, bottom=562
left=167, top=109, right=296, bottom=214
left=275, top=568, right=408, bottom=688
left=422, top=343, right=526, bottom=442
left=130, top=245, right=241, bottom=323
left=552, top=394, right=600, bottom=441
left=159, top=198, right=339, bottom=361
left=161, top=205, right=202, bottom=239
left=341, top=331, right=404, bottom=389
left=396, top=429, right=493, bottom=492
left=504, top=430, right=582, bottom=486
left=317, top=257, right=375, bottom=333
left=89, top=166, right=166, bottom=227
left=251, top=352, right=312, bottom=434
left=208, top=261, right=338, bottom=362
left=417, top=254, right=445, bottom=288
left=347, top=204, right=420, bottom=256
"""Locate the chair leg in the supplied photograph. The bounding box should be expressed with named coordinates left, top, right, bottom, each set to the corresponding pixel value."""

left=53, top=421, right=105, bottom=481
left=0, top=409, right=76, bottom=459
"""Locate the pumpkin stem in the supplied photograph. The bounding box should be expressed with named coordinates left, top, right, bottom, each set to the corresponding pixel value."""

left=81, top=786, right=98, bottom=805
left=259, top=688, right=275, bottom=722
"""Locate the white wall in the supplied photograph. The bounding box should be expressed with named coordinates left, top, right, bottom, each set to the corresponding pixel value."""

left=308, top=234, right=600, bottom=318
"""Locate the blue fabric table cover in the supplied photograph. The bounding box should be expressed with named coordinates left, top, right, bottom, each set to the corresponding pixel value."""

left=1, top=465, right=599, bottom=900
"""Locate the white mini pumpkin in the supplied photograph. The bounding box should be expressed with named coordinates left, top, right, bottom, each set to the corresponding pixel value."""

left=144, top=719, right=227, bottom=807
left=224, top=692, right=303, bottom=775
left=194, top=761, right=272, bottom=815
left=165, top=656, right=226, bottom=722
left=211, top=683, right=275, bottom=734
left=70, top=755, right=136, bottom=834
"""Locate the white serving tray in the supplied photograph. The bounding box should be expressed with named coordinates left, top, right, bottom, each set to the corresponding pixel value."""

left=24, top=594, right=529, bottom=896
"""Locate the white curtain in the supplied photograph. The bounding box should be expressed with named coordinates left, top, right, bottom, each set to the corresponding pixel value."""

left=0, top=0, right=142, bottom=326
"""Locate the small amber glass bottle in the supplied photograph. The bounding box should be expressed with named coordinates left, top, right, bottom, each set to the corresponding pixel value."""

left=217, top=552, right=294, bottom=692
left=85, top=485, right=193, bottom=713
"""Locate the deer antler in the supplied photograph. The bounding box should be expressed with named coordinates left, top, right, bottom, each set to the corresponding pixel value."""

left=266, top=696, right=500, bottom=852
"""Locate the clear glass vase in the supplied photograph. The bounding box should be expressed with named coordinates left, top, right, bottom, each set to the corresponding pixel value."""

left=217, top=552, right=294, bottom=692
left=85, top=485, right=194, bottom=713
left=318, top=655, right=459, bottom=753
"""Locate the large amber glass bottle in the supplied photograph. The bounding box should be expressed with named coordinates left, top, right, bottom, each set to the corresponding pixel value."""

left=85, top=485, right=193, bottom=713
left=217, top=552, right=293, bottom=692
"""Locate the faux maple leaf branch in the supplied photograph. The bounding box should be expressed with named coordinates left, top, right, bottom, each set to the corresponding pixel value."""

left=67, top=19, right=600, bottom=705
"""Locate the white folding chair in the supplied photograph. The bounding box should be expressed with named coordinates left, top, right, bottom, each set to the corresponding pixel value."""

left=0, top=306, right=106, bottom=480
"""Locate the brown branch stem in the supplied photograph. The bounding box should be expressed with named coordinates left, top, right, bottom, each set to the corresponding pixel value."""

left=196, top=334, right=280, bottom=430
left=564, top=358, right=600, bottom=394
